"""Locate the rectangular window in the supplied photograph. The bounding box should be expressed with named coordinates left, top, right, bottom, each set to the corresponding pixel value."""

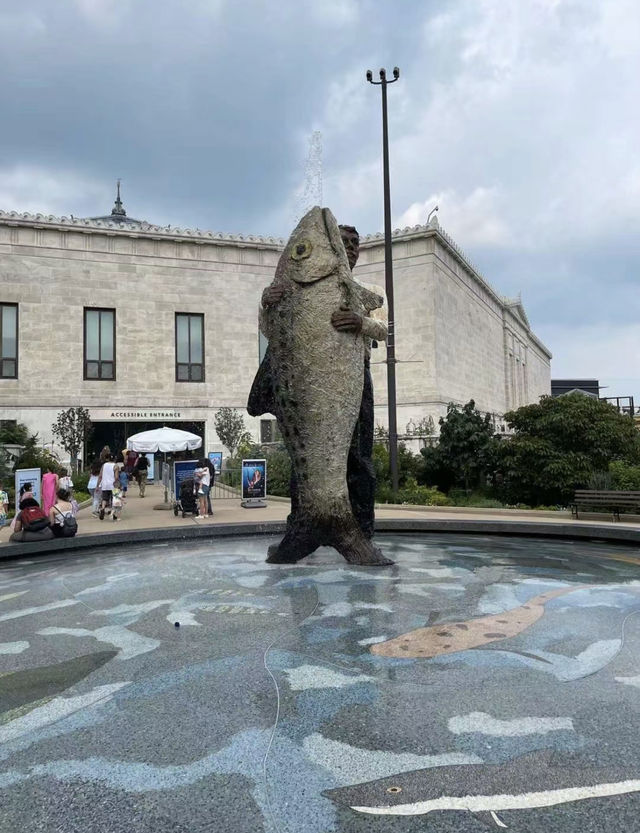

left=175, top=313, right=204, bottom=382
left=260, top=419, right=281, bottom=444
left=84, top=308, right=115, bottom=380
left=0, top=303, right=18, bottom=379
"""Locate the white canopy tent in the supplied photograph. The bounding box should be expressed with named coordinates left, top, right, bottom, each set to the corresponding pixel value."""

left=126, top=426, right=203, bottom=504
left=126, top=426, right=202, bottom=454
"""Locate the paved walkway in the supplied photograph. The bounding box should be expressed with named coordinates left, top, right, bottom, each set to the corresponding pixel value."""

left=2, top=482, right=640, bottom=545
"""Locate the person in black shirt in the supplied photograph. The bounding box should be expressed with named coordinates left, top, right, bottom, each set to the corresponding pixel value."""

left=133, top=454, right=149, bottom=497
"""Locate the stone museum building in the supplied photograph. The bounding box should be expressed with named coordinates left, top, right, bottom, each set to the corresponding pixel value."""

left=0, top=192, right=551, bottom=464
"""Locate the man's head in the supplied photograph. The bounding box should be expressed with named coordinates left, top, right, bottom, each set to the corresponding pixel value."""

left=339, top=224, right=360, bottom=270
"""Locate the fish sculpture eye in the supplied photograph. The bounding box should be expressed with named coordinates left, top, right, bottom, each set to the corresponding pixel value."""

left=386, top=786, right=402, bottom=794
left=291, top=240, right=313, bottom=260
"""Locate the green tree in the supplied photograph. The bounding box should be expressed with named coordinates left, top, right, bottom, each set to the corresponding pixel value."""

left=0, top=421, right=61, bottom=476
left=498, top=394, right=639, bottom=506
left=214, top=408, right=251, bottom=458
left=421, top=400, right=498, bottom=492
left=51, top=407, right=92, bottom=473
left=0, top=422, right=32, bottom=446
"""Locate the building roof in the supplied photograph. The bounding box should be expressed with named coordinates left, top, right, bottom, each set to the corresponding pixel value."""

left=0, top=199, right=552, bottom=359
left=86, top=181, right=147, bottom=227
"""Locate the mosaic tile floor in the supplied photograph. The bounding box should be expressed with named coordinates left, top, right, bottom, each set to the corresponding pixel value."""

left=2, top=534, right=640, bottom=832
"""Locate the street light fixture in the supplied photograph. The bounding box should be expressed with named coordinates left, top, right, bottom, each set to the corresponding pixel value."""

left=367, top=65, right=400, bottom=494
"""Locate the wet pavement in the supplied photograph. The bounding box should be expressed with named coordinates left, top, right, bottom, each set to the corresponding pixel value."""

left=1, top=533, right=640, bottom=832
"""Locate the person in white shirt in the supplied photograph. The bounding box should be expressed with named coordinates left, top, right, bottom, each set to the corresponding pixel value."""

left=97, top=455, right=118, bottom=520
left=194, top=458, right=211, bottom=519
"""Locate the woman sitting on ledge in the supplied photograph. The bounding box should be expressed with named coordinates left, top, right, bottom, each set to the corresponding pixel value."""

left=9, top=497, right=54, bottom=543
left=49, top=489, right=77, bottom=538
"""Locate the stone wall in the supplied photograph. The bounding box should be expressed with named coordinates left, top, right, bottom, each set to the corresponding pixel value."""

left=0, top=212, right=551, bottom=456
left=0, top=218, right=281, bottom=451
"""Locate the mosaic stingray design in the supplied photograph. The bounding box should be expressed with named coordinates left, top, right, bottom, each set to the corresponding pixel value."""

left=371, top=585, right=592, bottom=658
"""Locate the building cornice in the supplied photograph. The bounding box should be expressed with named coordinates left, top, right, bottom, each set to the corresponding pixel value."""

left=0, top=208, right=552, bottom=359
left=0, top=210, right=286, bottom=249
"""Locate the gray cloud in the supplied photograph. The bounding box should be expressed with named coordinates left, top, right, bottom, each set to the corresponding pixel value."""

left=0, top=0, right=638, bottom=398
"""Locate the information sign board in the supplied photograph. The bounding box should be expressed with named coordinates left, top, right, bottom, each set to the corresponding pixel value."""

left=173, top=460, right=198, bottom=500
left=14, top=468, right=42, bottom=508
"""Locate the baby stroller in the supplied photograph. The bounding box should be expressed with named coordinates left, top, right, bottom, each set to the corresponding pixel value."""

left=174, top=477, right=199, bottom=518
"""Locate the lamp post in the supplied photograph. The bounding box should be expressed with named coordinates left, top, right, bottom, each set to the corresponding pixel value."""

left=367, top=66, right=400, bottom=493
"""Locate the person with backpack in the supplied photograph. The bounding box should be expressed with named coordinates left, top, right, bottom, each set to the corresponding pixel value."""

left=9, top=497, right=53, bottom=543
left=133, top=453, right=149, bottom=497
left=49, top=489, right=78, bottom=538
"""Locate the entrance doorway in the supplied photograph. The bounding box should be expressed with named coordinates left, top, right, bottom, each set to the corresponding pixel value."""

left=86, top=421, right=206, bottom=466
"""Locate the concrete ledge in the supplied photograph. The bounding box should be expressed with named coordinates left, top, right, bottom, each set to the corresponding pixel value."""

left=375, top=518, right=640, bottom=545
left=2, top=516, right=640, bottom=563
left=0, top=521, right=287, bottom=561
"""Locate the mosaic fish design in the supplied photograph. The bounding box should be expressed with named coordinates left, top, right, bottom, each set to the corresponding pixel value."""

left=323, top=749, right=640, bottom=827
left=0, top=651, right=117, bottom=720
left=371, top=586, right=589, bottom=658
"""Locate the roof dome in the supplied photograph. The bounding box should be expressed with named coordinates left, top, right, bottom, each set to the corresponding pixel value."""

left=86, top=180, right=147, bottom=226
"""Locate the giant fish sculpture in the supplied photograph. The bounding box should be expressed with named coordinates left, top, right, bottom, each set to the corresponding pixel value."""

left=248, top=206, right=392, bottom=566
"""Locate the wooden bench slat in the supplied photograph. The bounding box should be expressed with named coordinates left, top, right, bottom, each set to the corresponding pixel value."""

left=572, top=489, right=640, bottom=520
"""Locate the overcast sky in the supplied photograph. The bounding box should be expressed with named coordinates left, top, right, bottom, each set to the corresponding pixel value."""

left=1, top=0, right=638, bottom=401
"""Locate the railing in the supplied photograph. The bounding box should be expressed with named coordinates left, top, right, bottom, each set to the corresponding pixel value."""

left=212, top=469, right=242, bottom=500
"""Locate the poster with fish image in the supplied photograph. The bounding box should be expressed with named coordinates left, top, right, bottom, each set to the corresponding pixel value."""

left=242, top=459, right=266, bottom=500
left=208, top=451, right=223, bottom=474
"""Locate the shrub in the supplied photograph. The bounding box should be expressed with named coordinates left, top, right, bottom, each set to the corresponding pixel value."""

left=609, top=460, right=640, bottom=491
left=73, top=471, right=91, bottom=494
left=373, top=442, right=425, bottom=495
left=447, top=489, right=505, bottom=508
left=377, top=477, right=450, bottom=506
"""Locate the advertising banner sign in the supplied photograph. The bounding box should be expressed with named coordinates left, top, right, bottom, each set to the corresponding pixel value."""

left=173, top=460, right=198, bottom=499
left=241, top=459, right=267, bottom=507
left=145, top=454, right=155, bottom=482
left=208, top=452, right=223, bottom=475
left=15, top=468, right=42, bottom=508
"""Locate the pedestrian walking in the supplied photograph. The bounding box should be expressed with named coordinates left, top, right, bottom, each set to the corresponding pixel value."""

left=133, top=453, right=149, bottom=497
left=111, top=486, right=123, bottom=521
left=98, top=455, right=118, bottom=520
left=41, top=466, right=59, bottom=516
left=87, top=460, right=102, bottom=516
left=115, top=452, right=128, bottom=498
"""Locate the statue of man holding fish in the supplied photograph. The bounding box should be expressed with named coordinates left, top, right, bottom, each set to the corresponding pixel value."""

left=248, top=206, right=393, bottom=566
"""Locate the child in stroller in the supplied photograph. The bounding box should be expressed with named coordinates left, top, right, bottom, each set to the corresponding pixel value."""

left=174, top=477, right=199, bottom=518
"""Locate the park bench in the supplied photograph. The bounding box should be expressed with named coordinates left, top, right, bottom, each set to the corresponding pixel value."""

left=572, top=490, right=640, bottom=521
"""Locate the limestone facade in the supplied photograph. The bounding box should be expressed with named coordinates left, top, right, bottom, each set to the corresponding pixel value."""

left=0, top=209, right=551, bottom=463
left=355, top=221, right=551, bottom=436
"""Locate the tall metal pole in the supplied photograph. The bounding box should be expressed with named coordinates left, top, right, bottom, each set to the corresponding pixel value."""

left=367, top=66, right=400, bottom=493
